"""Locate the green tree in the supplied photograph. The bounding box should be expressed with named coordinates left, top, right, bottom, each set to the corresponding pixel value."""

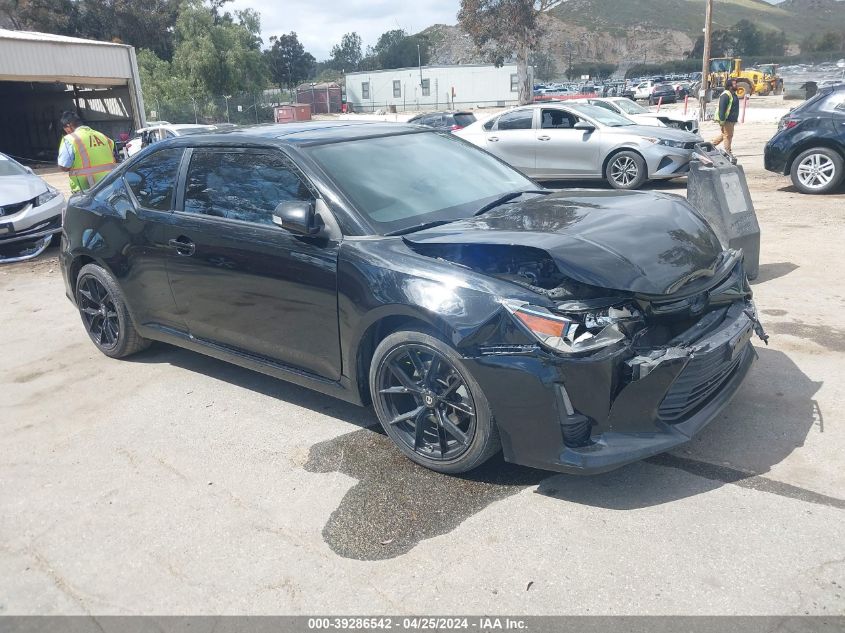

left=265, top=32, right=315, bottom=92
left=458, top=1, right=562, bottom=105
left=172, top=0, right=266, bottom=97
left=329, top=32, right=363, bottom=72
left=371, top=29, right=430, bottom=70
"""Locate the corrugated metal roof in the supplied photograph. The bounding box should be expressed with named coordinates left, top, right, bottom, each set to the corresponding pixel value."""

left=0, top=29, right=135, bottom=83
left=0, top=29, right=129, bottom=47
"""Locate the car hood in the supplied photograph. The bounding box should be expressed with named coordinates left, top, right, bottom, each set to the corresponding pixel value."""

left=0, top=175, right=48, bottom=205
left=404, top=190, right=724, bottom=296
left=604, top=124, right=700, bottom=142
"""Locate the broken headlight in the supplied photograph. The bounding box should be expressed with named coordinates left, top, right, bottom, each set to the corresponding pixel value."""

left=502, top=300, right=641, bottom=354
left=36, top=185, right=60, bottom=207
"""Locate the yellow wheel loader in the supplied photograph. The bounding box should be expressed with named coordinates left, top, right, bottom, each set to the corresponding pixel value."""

left=709, top=58, right=784, bottom=98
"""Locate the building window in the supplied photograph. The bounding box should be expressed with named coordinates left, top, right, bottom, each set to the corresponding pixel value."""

left=510, top=73, right=518, bottom=93
left=393, top=80, right=401, bottom=98
left=421, top=78, right=430, bottom=97
left=362, top=82, right=370, bottom=99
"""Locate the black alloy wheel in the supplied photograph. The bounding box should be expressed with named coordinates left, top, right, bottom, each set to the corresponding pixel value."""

left=77, top=274, right=120, bottom=351
left=370, top=330, right=500, bottom=473
left=75, top=263, right=150, bottom=358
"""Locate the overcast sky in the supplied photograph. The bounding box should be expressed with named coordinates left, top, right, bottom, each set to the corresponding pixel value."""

left=228, top=0, right=459, bottom=60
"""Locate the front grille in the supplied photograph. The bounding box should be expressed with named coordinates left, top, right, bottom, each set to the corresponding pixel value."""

left=0, top=199, right=32, bottom=217
left=658, top=344, right=749, bottom=422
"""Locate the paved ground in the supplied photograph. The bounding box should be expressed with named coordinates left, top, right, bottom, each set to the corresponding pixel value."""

left=1, top=120, right=844, bottom=615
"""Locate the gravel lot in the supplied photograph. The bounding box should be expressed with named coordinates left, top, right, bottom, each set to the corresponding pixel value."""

left=1, top=119, right=844, bottom=615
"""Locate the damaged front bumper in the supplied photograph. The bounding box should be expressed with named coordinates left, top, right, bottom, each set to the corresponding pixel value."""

left=0, top=193, right=64, bottom=263
left=465, top=301, right=760, bottom=474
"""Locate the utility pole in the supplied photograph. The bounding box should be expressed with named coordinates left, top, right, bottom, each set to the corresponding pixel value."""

left=699, top=0, right=714, bottom=121
left=417, top=43, right=423, bottom=88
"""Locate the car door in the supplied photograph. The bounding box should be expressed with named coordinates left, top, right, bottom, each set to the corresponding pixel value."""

left=119, top=146, right=190, bottom=332
left=162, top=147, right=342, bottom=381
left=484, top=108, right=537, bottom=174
left=533, top=108, right=602, bottom=179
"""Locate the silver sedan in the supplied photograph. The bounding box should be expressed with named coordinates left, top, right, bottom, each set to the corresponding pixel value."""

left=455, top=103, right=703, bottom=190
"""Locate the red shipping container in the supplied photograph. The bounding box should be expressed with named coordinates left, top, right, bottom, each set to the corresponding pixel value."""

left=274, top=103, right=312, bottom=124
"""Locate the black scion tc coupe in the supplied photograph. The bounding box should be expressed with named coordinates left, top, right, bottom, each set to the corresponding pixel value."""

left=60, top=122, right=767, bottom=475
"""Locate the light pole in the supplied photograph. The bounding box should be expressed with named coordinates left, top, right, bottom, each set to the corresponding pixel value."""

left=417, top=43, right=423, bottom=88
left=223, top=95, right=231, bottom=123
left=699, top=0, right=714, bottom=121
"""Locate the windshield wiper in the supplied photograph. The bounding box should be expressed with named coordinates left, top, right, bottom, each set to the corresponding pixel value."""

left=472, top=189, right=550, bottom=217
left=385, top=219, right=457, bottom=236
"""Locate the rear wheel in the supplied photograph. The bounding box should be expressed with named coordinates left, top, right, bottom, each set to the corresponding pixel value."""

left=790, top=148, right=844, bottom=194
left=75, top=263, right=150, bottom=358
left=370, top=329, right=500, bottom=474
left=606, top=150, right=648, bottom=190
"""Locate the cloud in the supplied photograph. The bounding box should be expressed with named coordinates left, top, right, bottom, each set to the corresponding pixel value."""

left=229, top=0, right=459, bottom=60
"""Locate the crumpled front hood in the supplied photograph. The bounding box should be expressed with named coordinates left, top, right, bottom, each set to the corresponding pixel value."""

left=0, top=175, right=48, bottom=206
left=404, top=190, right=724, bottom=296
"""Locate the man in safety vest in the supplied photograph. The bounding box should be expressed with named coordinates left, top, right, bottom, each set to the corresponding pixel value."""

left=711, top=78, right=740, bottom=156
left=57, top=111, right=116, bottom=193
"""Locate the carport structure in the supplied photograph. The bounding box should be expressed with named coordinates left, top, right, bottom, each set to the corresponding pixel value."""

left=0, top=29, right=145, bottom=164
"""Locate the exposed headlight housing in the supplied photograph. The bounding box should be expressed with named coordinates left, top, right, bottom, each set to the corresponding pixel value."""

left=502, top=300, right=641, bottom=355
left=35, top=185, right=60, bottom=207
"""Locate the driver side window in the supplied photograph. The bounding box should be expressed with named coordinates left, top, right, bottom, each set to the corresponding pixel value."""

left=124, top=147, right=183, bottom=211
left=182, top=150, right=314, bottom=226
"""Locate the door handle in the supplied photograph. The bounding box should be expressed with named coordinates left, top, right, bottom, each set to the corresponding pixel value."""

left=168, top=237, right=196, bottom=256
left=537, top=135, right=551, bottom=141
left=488, top=136, right=499, bottom=142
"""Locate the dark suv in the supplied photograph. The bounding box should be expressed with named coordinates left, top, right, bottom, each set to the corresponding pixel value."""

left=60, top=122, right=764, bottom=476
left=764, top=85, right=845, bottom=194
left=407, top=111, right=477, bottom=131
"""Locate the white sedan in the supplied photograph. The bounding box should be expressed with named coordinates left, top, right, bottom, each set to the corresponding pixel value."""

left=0, top=153, right=65, bottom=262
left=580, top=97, right=699, bottom=135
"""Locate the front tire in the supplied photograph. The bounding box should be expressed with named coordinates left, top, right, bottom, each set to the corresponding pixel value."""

left=369, top=329, right=500, bottom=474
left=790, top=147, right=844, bottom=195
left=735, top=80, right=753, bottom=99
left=75, top=263, right=151, bottom=358
left=606, top=150, right=648, bottom=190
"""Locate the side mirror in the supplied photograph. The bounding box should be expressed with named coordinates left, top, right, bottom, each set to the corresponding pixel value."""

left=574, top=121, right=595, bottom=131
left=272, top=200, right=321, bottom=236
left=25, top=166, right=35, bottom=175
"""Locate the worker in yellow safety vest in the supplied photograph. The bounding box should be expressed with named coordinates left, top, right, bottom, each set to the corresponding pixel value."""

left=57, top=111, right=116, bottom=193
left=711, top=78, right=740, bottom=156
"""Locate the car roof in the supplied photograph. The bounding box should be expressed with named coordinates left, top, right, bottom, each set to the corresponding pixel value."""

left=154, top=121, right=428, bottom=147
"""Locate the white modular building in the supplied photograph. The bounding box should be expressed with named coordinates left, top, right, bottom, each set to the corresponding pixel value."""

left=0, top=29, right=146, bottom=163
left=345, top=64, right=532, bottom=112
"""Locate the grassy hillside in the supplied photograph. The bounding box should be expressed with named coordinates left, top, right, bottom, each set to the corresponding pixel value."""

left=549, top=0, right=845, bottom=42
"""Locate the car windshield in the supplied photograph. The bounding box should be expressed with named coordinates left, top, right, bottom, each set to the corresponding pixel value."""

left=306, top=131, right=536, bottom=234
left=0, top=153, right=29, bottom=177
left=567, top=103, right=635, bottom=127
left=613, top=99, right=648, bottom=115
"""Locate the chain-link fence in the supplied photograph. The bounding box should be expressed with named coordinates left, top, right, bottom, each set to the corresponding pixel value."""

left=143, top=89, right=295, bottom=126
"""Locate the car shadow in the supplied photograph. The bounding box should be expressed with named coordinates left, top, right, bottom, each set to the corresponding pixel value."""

left=127, top=344, right=832, bottom=560
left=126, top=343, right=376, bottom=430
left=752, top=261, right=799, bottom=285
